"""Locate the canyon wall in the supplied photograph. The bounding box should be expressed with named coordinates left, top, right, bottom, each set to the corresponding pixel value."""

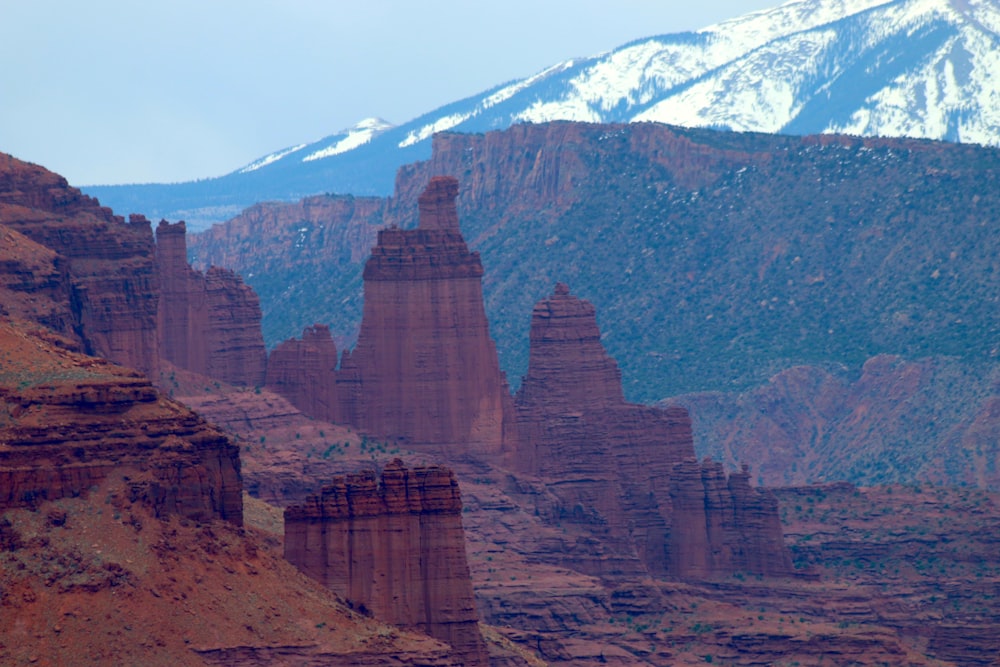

left=156, top=220, right=267, bottom=387
left=0, top=320, right=242, bottom=523
left=284, top=459, right=488, bottom=667
left=0, top=153, right=160, bottom=376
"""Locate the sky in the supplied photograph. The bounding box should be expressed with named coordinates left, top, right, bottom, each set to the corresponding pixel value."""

left=2, top=0, right=779, bottom=187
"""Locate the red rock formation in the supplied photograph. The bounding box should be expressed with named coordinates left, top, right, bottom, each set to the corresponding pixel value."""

left=264, top=324, right=341, bottom=423
left=514, top=284, right=794, bottom=579
left=284, top=459, right=488, bottom=667
left=667, top=460, right=794, bottom=579
left=0, top=153, right=160, bottom=376
left=189, top=193, right=386, bottom=272
left=156, top=220, right=267, bottom=387
left=0, top=224, right=77, bottom=339
left=336, top=176, right=515, bottom=459
left=0, top=320, right=242, bottom=524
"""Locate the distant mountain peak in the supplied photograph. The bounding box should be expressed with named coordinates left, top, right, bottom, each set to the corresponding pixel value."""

left=86, top=0, right=1000, bottom=228
left=301, top=117, right=395, bottom=163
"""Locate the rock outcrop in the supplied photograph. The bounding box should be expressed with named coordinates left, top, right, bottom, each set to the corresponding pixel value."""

left=284, top=459, right=488, bottom=667
left=336, top=176, right=515, bottom=459
left=0, top=319, right=242, bottom=523
left=667, top=460, right=793, bottom=578
left=0, top=224, right=77, bottom=339
left=264, top=324, right=341, bottom=423
left=0, top=153, right=160, bottom=376
left=513, top=284, right=794, bottom=579
left=156, top=220, right=266, bottom=387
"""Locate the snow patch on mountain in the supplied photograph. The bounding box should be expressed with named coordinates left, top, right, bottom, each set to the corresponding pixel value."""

left=239, top=144, right=307, bottom=173
left=398, top=60, right=578, bottom=148
left=302, top=117, right=394, bottom=162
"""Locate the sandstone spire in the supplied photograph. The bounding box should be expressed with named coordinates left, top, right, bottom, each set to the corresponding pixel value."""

left=514, top=284, right=795, bottom=579
left=337, top=176, right=515, bottom=459
left=156, top=220, right=267, bottom=387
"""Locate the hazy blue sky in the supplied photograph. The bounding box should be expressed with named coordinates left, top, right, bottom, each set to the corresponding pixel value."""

left=3, top=1, right=777, bottom=186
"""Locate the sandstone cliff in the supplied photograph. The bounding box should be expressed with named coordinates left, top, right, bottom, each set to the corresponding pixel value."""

left=188, top=193, right=387, bottom=347
left=0, top=319, right=242, bottom=523
left=0, top=470, right=466, bottom=667
left=264, top=323, right=341, bottom=422
left=156, top=220, right=267, bottom=387
left=284, top=459, right=488, bottom=667
left=514, top=284, right=794, bottom=579
left=0, top=224, right=77, bottom=340
left=0, top=153, right=160, bottom=376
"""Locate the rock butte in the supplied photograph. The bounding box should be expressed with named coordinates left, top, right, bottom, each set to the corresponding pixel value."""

left=284, top=459, right=489, bottom=667
left=513, top=282, right=794, bottom=578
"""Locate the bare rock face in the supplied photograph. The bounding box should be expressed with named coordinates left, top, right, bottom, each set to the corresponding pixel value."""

left=668, top=459, right=794, bottom=578
left=0, top=153, right=160, bottom=376
left=156, top=220, right=266, bottom=387
left=0, top=224, right=77, bottom=339
left=0, top=320, right=242, bottom=523
left=284, top=459, right=488, bottom=667
left=514, top=284, right=794, bottom=579
left=336, top=176, right=515, bottom=459
left=264, top=324, right=341, bottom=422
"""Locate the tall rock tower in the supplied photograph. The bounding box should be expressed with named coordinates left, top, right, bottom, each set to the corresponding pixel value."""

left=514, top=284, right=795, bottom=579
left=337, top=176, right=514, bottom=460
left=156, top=220, right=267, bottom=387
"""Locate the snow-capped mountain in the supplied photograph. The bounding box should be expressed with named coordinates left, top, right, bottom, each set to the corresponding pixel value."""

left=86, top=0, right=1000, bottom=229
left=238, top=117, right=394, bottom=173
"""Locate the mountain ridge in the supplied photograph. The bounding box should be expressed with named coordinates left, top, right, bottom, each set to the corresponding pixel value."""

left=85, top=0, right=999, bottom=229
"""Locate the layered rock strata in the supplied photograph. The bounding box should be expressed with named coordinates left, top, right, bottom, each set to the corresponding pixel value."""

left=0, top=320, right=242, bottom=523
left=0, top=224, right=76, bottom=338
left=264, top=324, right=341, bottom=423
left=514, top=284, right=794, bottom=579
left=335, top=176, right=515, bottom=459
left=284, top=459, right=488, bottom=667
left=156, top=220, right=266, bottom=387
left=0, top=153, right=159, bottom=376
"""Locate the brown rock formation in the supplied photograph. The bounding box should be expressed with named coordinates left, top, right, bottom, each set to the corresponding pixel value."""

left=668, top=460, right=793, bottom=578
left=0, top=153, right=160, bottom=376
left=514, top=284, right=794, bottom=579
left=0, top=320, right=241, bottom=523
left=0, top=472, right=467, bottom=667
left=156, top=220, right=266, bottom=387
left=264, top=324, right=341, bottom=423
left=336, top=176, right=515, bottom=459
left=0, top=224, right=77, bottom=339
left=284, top=459, right=488, bottom=667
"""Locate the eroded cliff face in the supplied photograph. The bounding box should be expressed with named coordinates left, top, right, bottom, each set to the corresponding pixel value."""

left=513, top=284, right=794, bottom=579
left=0, top=224, right=77, bottom=339
left=284, top=459, right=488, bottom=667
left=264, top=324, right=341, bottom=422
left=0, top=153, right=160, bottom=376
left=0, top=320, right=242, bottom=523
left=156, top=220, right=266, bottom=387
